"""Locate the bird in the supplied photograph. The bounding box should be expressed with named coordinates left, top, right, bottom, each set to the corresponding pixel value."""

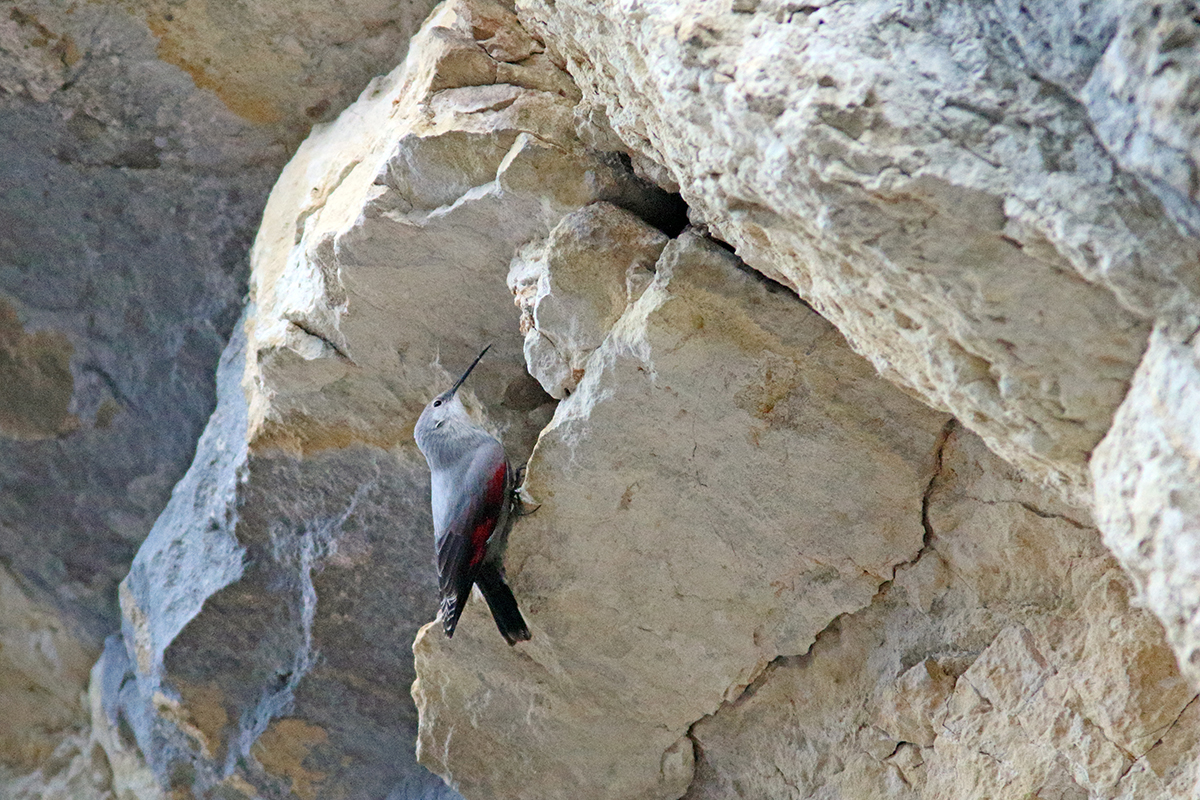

left=413, top=344, right=531, bottom=645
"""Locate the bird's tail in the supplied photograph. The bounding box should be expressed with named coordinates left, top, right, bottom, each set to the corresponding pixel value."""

left=475, top=563, right=531, bottom=646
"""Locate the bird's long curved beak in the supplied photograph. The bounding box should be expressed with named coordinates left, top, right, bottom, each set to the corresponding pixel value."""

left=449, top=343, right=492, bottom=396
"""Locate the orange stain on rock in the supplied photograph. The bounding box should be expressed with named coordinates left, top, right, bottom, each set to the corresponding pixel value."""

left=0, top=297, right=78, bottom=440
left=252, top=719, right=330, bottom=800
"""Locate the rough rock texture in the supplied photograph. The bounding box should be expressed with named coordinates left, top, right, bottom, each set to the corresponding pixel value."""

left=509, top=202, right=671, bottom=398
left=416, top=223, right=951, bottom=799
left=0, top=564, right=97, bottom=773
left=0, top=0, right=265, bottom=661
left=686, top=429, right=1198, bottom=800
left=1083, top=2, right=1200, bottom=239
left=515, top=0, right=1200, bottom=499
left=114, top=307, right=456, bottom=800
left=99, top=284, right=472, bottom=800
left=9, top=0, right=1200, bottom=798
left=1, top=0, right=438, bottom=793
left=3, top=642, right=165, bottom=800
left=1092, top=326, right=1200, bottom=688
left=502, top=8, right=1200, bottom=792
left=108, top=1, right=683, bottom=797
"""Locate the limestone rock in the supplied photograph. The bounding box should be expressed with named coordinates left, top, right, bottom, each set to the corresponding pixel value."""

left=9, top=0, right=1200, bottom=798
left=243, top=0, right=671, bottom=452
left=113, top=305, right=453, bottom=800
left=515, top=0, right=1200, bottom=497
left=509, top=202, right=669, bottom=397
left=1083, top=3, right=1200, bottom=238
left=507, top=3, right=1200, bottom=760
left=875, top=658, right=955, bottom=749
left=2, top=0, right=437, bottom=792
left=1092, top=326, right=1200, bottom=688
left=0, top=5, right=270, bottom=648
left=1, top=639, right=167, bottom=800
left=109, top=0, right=679, bottom=797
left=414, top=227, right=951, bottom=799
left=685, top=430, right=1198, bottom=800
left=0, top=565, right=98, bottom=773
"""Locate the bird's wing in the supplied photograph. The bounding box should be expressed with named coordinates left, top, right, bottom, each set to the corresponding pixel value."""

left=435, top=440, right=510, bottom=637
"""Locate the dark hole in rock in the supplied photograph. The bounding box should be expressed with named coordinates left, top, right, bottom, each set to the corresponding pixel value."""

left=601, top=151, right=691, bottom=237
left=503, top=371, right=553, bottom=412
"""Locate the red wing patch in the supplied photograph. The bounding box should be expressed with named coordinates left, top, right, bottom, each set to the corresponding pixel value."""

left=466, top=463, right=508, bottom=567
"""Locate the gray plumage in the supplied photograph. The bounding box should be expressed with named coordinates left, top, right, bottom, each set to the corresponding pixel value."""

left=413, top=346, right=530, bottom=644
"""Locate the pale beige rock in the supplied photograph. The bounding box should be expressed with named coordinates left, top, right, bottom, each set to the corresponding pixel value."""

left=1092, top=326, right=1200, bottom=688
left=875, top=658, right=955, bottom=749
left=241, top=7, right=607, bottom=491
left=246, top=0, right=651, bottom=454
left=515, top=0, right=1200, bottom=497
left=686, top=429, right=1199, bottom=800
left=414, top=229, right=951, bottom=799
left=0, top=565, right=97, bottom=772
left=0, top=642, right=163, bottom=800
left=509, top=202, right=669, bottom=397
left=109, top=0, right=680, bottom=796
left=55, top=1, right=1200, bottom=799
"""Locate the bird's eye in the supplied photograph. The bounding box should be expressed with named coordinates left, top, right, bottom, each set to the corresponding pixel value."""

left=433, top=399, right=442, bottom=407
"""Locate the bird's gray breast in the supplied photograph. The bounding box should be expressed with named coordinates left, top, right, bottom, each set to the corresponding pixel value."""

left=424, top=427, right=505, bottom=538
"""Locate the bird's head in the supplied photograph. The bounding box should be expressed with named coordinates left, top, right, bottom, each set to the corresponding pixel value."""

left=414, top=344, right=491, bottom=448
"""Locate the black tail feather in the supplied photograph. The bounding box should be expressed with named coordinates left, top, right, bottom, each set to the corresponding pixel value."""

left=475, top=563, right=531, bottom=645
left=440, top=589, right=469, bottom=639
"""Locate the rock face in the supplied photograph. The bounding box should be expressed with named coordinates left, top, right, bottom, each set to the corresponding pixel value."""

left=1, top=0, right=435, bottom=794
left=1092, top=328, right=1200, bottom=688
left=0, top=564, right=98, bottom=774
left=115, top=309, right=455, bottom=799
left=108, top=1, right=682, bottom=797
left=414, top=224, right=949, bottom=799
left=499, top=4, right=1200, bottom=795
left=4, top=642, right=165, bottom=800
left=7, top=0, right=1200, bottom=799
left=1, top=0, right=264, bottom=789
left=688, top=430, right=1198, bottom=800
left=515, top=0, right=1200, bottom=500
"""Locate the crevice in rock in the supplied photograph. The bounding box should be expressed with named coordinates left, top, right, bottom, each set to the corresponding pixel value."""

left=1184, top=320, right=1200, bottom=347
left=727, top=654, right=792, bottom=711
left=1112, top=747, right=1138, bottom=785
left=285, top=318, right=355, bottom=364
left=679, top=589, right=900, bottom=798
left=883, top=756, right=913, bottom=791
left=676, top=607, right=855, bottom=782
left=703, top=230, right=739, bottom=256
left=921, top=419, right=957, bottom=546
left=689, top=221, right=822, bottom=318
left=679, top=727, right=710, bottom=800
left=963, top=495, right=1091, bottom=530
left=772, top=761, right=803, bottom=794
left=1131, top=692, right=1200, bottom=777
left=79, top=360, right=138, bottom=412
left=1016, top=42, right=1200, bottom=245
left=887, top=417, right=957, bottom=582
left=1014, top=500, right=1090, bottom=530
left=596, top=151, right=690, bottom=237
left=1076, top=707, right=1137, bottom=770
left=729, top=602, right=864, bottom=712
left=731, top=257, right=802, bottom=298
